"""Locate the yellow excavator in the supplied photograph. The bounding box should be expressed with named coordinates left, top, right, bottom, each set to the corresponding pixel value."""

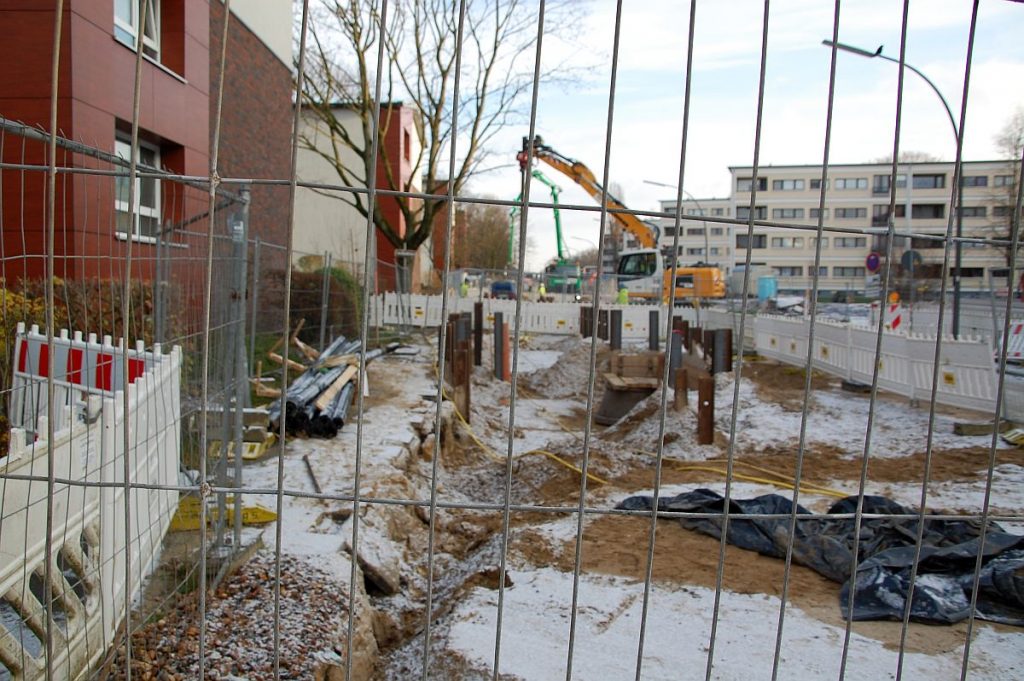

left=517, top=136, right=724, bottom=304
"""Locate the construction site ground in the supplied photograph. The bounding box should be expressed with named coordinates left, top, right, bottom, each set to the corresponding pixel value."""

left=128, top=333, right=1024, bottom=680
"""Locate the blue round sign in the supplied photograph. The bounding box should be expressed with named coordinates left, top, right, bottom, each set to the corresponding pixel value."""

left=865, top=252, right=881, bottom=273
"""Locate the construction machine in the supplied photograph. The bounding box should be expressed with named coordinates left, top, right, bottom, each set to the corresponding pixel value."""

left=509, top=168, right=580, bottom=296
left=518, top=135, right=724, bottom=304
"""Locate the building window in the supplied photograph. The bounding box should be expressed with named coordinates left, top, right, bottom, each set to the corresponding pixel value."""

left=774, top=266, right=803, bottom=277
left=711, top=208, right=726, bottom=216
left=961, top=175, right=988, bottom=187
left=993, top=205, right=1023, bottom=217
left=817, top=266, right=828, bottom=277
left=663, top=226, right=677, bottom=237
left=115, top=0, right=160, bottom=59
left=709, top=247, right=721, bottom=255
left=115, top=137, right=161, bottom=239
left=772, top=179, right=805, bottom=191
left=835, top=207, right=867, bottom=219
left=809, top=208, right=829, bottom=219
left=871, top=204, right=906, bottom=226
left=872, top=174, right=907, bottom=194
left=710, top=227, right=724, bottom=236
left=809, top=178, right=830, bottom=190
left=772, top=208, right=804, bottom=219
left=403, top=130, right=411, bottom=161
left=959, top=206, right=987, bottom=218
left=737, top=177, right=767, bottom=192
left=736, top=234, right=767, bottom=249
left=686, top=247, right=705, bottom=256
left=770, top=237, right=804, bottom=248
left=736, top=206, right=766, bottom=220
left=812, top=237, right=829, bottom=249
left=994, top=175, right=1014, bottom=187
left=686, top=227, right=705, bottom=236
left=686, top=208, right=706, bottom=216
left=835, top=177, right=867, bottom=190
left=834, top=266, right=866, bottom=277
left=834, top=237, right=866, bottom=248
left=910, top=203, right=945, bottom=219
left=912, top=173, right=945, bottom=189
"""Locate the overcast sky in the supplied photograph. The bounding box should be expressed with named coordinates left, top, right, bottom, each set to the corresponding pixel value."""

left=461, top=0, right=1024, bottom=271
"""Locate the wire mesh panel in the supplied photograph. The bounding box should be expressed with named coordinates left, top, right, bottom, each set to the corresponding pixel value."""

left=1, top=1, right=1023, bottom=680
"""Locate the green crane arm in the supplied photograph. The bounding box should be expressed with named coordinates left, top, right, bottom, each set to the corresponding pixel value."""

left=508, top=169, right=566, bottom=265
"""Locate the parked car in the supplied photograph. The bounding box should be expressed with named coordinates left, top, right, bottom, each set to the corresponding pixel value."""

left=490, top=280, right=517, bottom=300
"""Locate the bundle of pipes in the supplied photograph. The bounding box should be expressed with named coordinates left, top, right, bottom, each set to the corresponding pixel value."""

left=268, top=338, right=397, bottom=438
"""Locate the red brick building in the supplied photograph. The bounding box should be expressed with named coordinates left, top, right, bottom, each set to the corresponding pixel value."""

left=0, top=1, right=291, bottom=284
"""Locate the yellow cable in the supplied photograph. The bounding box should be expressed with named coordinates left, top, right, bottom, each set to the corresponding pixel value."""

left=669, top=464, right=848, bottom=499
left=705, top=458, right=849, bottom=497
left=441, top=376, right=608, bottom=485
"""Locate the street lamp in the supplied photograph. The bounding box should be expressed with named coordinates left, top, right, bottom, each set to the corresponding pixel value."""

left=643, top=179, right=711, bottom=263
left=823, top=39, right=965, bottom=338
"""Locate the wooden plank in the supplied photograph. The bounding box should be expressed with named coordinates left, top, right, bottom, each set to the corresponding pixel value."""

left=603, top=373, right=660, bottom=391
left=267, top=351, right=306, bottom=373
left=292, top=334, right=320, bottom=362
left=314, top=365, right=358, bottom=411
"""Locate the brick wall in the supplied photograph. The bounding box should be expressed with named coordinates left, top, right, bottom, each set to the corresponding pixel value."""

left=209, top=0, right=292, bottom=256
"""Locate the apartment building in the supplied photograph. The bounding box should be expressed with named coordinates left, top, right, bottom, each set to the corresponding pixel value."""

left=0, top=1, right=293, bottom=283
left=668, top=161, right=1018, bottom=297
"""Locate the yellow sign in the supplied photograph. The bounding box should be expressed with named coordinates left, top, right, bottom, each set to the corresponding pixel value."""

left=170, top=496, right=278, bottom=532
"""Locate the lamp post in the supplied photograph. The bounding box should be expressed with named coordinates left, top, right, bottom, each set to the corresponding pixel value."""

left=643, top=180, right=711, bottom=262
left=823, top=39, right=964, bottom=338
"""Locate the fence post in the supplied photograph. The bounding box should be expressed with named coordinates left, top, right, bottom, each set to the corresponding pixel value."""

left=649, top=309, right=659, bottom=351
left=231, top=186, right=251, bottom=549
left=670, top=329, right=683, bottom=373
left=318, top=251, right=332, bottom=352
left=674, top=368, right=688, bottom=411
left=502, top=321, right=511, bottom=381
left=494, top=312, right=504, bottom=380
left=610, top=309, right=622, bottom=350
left=455, top=339, right=471, bottom=422
left=474, top=301, right=483, bottom=366
left=704, top=329, right=715, bottom=371
left=154, top=219, right=166, bottom=344
left=698, top=376, right=714, bottom=445
left=248, top=237, right=262, bottom=374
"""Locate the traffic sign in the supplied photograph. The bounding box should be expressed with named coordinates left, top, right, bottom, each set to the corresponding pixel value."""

left=865, top=252, right=881, bottom=273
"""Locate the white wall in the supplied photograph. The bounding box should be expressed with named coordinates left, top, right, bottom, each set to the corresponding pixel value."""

left=227, top=0, right=293, bottom=68
left=294, top=108, right=372, bottom=269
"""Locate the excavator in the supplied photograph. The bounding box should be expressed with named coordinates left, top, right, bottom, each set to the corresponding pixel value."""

left=517, top=135, right=724, bottom=303
left=509, top=169, right=580, bottom=296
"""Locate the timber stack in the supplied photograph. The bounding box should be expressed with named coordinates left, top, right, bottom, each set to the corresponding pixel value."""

left=267, top=335, right=397, bottom=438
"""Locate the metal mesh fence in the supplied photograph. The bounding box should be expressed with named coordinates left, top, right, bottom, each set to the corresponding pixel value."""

left=1, top=1, right=1023, bottom=680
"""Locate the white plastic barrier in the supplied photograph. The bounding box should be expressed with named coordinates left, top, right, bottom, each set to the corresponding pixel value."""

left=1, top=325, right=181, bottom=680
left=369, top=294, right=709, bottom=340
left=754, top=314, right=999, bottom=416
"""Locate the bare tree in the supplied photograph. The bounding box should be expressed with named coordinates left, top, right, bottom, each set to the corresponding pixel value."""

left=455, top=201, right=511, bottom=271
left=989, top=107, right=1024, bottom=265
left=300, top=0, right=582, bottom=259
left=872, top=150, right=942, bottom=163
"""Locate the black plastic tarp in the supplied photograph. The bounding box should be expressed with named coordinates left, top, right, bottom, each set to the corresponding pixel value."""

left=616, top=489, right=1024, bottom=625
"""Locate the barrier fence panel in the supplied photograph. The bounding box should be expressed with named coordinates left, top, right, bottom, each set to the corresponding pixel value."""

left=1, top=326, right=181, bottom=680
left=754, top=314, right=1000, bottom=416
left=3, top=3, right=1023, bottom=680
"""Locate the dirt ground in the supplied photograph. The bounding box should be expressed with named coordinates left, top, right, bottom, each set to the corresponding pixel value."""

left=131, top=339, right=1021, bottom=679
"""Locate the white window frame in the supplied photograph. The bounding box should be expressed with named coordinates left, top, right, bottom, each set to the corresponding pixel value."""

left=835, top=177, right=868, bottom=190
left=115, top=0, right=160, bottom=60
left=115, top=137, right=161, bottom=241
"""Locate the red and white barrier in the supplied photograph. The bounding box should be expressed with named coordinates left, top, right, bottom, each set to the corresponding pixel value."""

left=1, top=324, right=181, bottom=680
